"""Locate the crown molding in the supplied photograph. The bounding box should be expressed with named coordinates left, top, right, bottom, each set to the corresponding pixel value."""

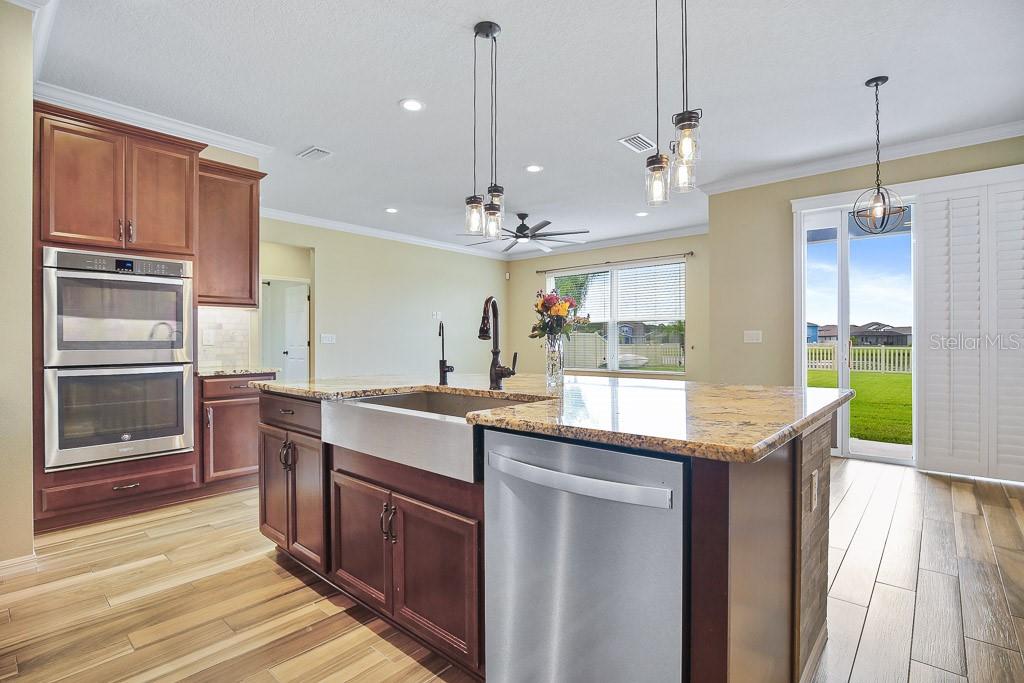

left=259, top=208, right=509, bottom=261
left=32, top=0, right=58, bottom=81
left=504, top=224, right=708, bottom=261
left=700, top=119, right=1024, bottom=196
left=7, top=0, right=49, bottom=10
left=33, top=81, right=275, bottom=159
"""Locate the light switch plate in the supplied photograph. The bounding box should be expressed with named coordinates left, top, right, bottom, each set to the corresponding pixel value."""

left=320, top=333, right=337, bottom=344
left=811, top=469, right=819, bottom=512
left=743, top=330, right=763, bottom=343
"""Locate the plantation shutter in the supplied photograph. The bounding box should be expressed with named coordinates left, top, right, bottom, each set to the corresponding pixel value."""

left=989, top=180, right=1024, bottom=480
left=917, top=187, right=989, bottom=477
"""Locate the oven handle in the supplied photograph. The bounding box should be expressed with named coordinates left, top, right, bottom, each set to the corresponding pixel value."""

left=53, top=269, right=185, bottom=287
left=50, top=364, right=192, bottom=377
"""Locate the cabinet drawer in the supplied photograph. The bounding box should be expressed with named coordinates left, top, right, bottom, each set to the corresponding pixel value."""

left=260, top=394, right=321, bottom=436
left=202, top=374, right=274, bottom=399
left=40, top=464, right=198, bottom=513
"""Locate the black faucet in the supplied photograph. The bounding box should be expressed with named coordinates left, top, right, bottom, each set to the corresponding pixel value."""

left=478, top=296, right=517, bottom=390
left=438, top=321, right=454, bottom=385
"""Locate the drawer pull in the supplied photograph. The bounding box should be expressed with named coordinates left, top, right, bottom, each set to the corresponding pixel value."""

left=112, top=482, right=141, bottom=491
left=230, top=384, right=249, bottom=389
left=279, top=408, right=295, bottom=415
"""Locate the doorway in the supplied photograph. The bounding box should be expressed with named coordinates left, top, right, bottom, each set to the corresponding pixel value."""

left=798, top=206, right=914, bottom=464
left=261, top=278, right=310, bottom=382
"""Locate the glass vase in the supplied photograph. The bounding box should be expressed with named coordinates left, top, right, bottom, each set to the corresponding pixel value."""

left=545, top=334, right=565, bottom=390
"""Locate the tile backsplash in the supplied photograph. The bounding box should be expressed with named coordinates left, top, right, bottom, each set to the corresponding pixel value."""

left=197, top=306, right=255, bottom=369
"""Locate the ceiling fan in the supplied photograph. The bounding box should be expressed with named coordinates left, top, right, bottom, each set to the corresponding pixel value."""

left=465, top=213, right=590, bottom=253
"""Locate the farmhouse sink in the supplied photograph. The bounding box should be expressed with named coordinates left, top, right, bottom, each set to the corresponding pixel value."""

left=322, top=391, right=540, bottom=482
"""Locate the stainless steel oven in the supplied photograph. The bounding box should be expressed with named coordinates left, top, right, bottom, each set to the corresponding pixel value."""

left=44, top=364, right=194, bottom=470
left=43, top=247, right=193, bottom=367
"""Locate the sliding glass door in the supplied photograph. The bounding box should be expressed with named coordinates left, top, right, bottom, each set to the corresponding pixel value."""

left=799, top=206, right=914, bottom=463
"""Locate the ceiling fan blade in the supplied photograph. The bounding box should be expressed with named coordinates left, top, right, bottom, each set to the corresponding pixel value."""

left=539, top=238, right=587, bottom=244
left=464, top=240, right=497, bottom=246
left=534, top=241, right=552, bottom=253
left=501, top=240, right=518, bottom=253
left=502, top=228, right=519, bottom=236
left=528, top=220, right=551, bottom=236
left=533, top=230, right=590, bottom=237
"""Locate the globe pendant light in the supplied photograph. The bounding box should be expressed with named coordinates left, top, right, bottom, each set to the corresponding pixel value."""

left=644, top=0, right=671, bottom=206
left=852, top=76, right=907, bottom=235
left=670, top=0, right=699, bottom=192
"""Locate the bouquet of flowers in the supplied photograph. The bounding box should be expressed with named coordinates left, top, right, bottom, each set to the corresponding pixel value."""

left=529, top=290, right=589, bottom=339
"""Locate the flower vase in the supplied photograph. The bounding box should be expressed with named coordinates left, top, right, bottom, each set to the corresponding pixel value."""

left=545, top=334, right=565, bottom=390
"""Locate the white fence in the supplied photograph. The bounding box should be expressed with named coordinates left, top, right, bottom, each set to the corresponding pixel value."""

left=807, top=343, right=912, bottom=373
left=564, top=332, right=684, bottom=370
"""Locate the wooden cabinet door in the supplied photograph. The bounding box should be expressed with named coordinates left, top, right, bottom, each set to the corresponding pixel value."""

left=257, top=422, right=289, bottom=548
left=203, top=398, right=259, bottom=482
left=392, top=492, right=480, bottom=669
left=40, top=116, right=126, bottom=248
left=287, top=431, right=327, bottom=572
left=196, top=162, right=264, bottom=306
left=330, top=472, right=392, bottom=613
left=125, top=137, right=196, bottom=254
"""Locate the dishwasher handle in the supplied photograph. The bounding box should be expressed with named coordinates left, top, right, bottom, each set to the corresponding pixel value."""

left=488, top=451, right=673, bottom=509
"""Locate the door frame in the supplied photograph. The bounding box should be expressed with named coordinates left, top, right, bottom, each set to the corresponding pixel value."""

left=257, top=275, right=312, bottom=381
left=792, top=164, right=1024, bottom=466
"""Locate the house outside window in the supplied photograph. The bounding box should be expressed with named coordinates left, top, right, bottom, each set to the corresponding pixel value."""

left=546, top=258, right=686, bottom=373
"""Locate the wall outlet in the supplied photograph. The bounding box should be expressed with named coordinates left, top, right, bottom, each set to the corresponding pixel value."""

left=320, top=333, right=337, bottom=344
left=811, top=469, right=819, bottom=512
left=743, top=330, right=763, bottom=343
left=202, top=329, right=216, bottom=346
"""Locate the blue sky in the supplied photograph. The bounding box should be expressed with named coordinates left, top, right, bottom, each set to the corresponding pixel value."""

left=806, top=233, right=913, bottom=327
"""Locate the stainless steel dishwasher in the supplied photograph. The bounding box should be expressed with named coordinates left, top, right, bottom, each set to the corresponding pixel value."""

left=484, top=430, right=686, bottom=683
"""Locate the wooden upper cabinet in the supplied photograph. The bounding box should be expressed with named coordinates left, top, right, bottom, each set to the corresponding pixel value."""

left=35, top=103, right=205, bottom=255
left=126, top=137, right=196, bottom=255
left=197, top=160, right=266, bottom=307
left=39, top=117, right=126, bottom=248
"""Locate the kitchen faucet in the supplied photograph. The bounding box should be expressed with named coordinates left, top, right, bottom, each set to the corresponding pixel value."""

left=478, top=296, right=517, bottom=390
left=438, top=321, right=454, bottom=385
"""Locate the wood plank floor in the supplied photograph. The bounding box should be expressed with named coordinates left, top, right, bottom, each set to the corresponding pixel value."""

left=818, top=458, right=1024, bottom=683
left=4, top=460, right=1024, bottom=681
left=0, top=490, right=471, bottom=682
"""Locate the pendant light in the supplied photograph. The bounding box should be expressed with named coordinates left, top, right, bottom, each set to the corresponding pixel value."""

left=644, top=0, right=670, bottom=206
left=852, top=76, right=907, bottom=235
left=476, top=21, right=504, bottom=240
left=669, top=0, right=700, bottom=192
left=463, top=25, right=485, bottom=234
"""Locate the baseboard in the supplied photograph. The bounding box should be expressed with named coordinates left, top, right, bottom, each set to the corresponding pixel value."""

left=0, top=551, right=37, bottom=570
left=800, top=626, right=828, bottom=683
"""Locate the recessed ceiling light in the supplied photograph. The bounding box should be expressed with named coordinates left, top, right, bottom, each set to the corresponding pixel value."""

left=399, top=98, right=424, bottom=112
left=524, top=164, right=544, bottom=173
left=635, top=211, right=649, bottom=217
left=385, top=208, right=398, bottom=214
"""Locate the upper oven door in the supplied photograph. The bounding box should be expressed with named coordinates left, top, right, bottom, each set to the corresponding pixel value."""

left=43, top=268, right=193, bottom=367
left=44, top=364, right=195, bottom=471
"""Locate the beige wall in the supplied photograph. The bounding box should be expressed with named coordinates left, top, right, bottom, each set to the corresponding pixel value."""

left=198, top=146, right=260, bottom=171
left=260, top=217, right=508, bottom=377
left=708, top=136, right=1024, bottom=386
left=261, top=241, right=313, bottom=281
left=506, top=234, right=710, bottom=379
left=0, top=1, right=36, bottom=562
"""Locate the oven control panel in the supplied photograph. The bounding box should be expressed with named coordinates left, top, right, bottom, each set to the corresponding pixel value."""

left=50, top=250, right=188, bottom=278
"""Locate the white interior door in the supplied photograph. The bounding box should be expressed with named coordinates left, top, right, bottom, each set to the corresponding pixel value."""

left=282, top=284, right=309, bottom=382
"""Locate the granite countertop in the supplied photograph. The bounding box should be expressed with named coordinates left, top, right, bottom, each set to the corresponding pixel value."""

left=197, top=367, right=279, bottom=377
left=252, top=373, right=853, bottom=463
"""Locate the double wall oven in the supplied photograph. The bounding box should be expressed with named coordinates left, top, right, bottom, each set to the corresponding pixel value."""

left=43, top=247, right=195, bottom=470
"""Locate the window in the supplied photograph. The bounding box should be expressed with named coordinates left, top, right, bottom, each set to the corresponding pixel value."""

left=547, top=259, right=686, bottom=373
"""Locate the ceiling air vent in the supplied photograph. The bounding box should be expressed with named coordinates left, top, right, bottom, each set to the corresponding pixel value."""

left=617, top=133, right=656, bottom=154
left=296, top=146, right=333, bottom=161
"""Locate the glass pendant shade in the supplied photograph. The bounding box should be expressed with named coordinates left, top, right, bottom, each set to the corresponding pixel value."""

left=483, top=202, right=502, bottom=239
left=852, top=185, right=907, bottom=235
left=465, top=195, right=484, bottom=234
left=672, top=120, right=700, bottom=163
left=645, top=154, right=671, bottom=206
left=487, top=184, right=505, bottom=220
left=670, top=157, right=695, bottom=192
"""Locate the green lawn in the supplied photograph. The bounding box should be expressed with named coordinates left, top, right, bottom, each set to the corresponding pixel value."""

left=807, top=370, right=912, bottom=445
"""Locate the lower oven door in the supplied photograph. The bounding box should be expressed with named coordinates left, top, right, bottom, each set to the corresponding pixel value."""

left=44, top=364, right=194, bottom=471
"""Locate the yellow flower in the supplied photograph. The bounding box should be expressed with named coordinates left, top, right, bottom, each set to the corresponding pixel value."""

left=552, top=301, right=570, bottom=317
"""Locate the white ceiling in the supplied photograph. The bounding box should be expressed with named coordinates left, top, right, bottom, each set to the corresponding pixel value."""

left=37, top=0, right=1024, bottom=255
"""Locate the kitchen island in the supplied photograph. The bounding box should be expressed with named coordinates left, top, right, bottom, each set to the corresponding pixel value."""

left=251, top=373, right=852, bottom=682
